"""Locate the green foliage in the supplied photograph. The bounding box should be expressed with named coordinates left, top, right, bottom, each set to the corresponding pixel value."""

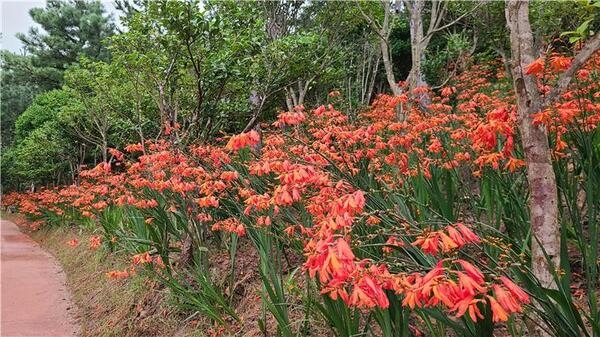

left=390, top=17, right=412, bottom=81
left=423, top=31, right=474, bottom=87
left=62, top=59, right=152, bottom=160
left=14, top=90, right=72, bottom=141
left=3, top=122, right=72, bottom=186
left=2, top=90, right=79, bottom=188
left=1, top=52, right=55, bottom=148
left=107, top=0, right=263, bottom=140
left=531, top=0, right=599, bottom=45
left=2, top=0, right=116, bottom=188
left=160, top=269, right=239, bottom=324
left=17, top=0, right=115, bottom=73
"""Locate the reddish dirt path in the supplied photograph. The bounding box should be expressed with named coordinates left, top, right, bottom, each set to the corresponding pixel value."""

left=1, top=219, right=79, bottom=337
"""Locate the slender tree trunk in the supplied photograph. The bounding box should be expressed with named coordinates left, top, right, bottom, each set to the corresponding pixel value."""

left=379, top=1, right=402, bottom=96
left=506, top=2, right=558, bottom=336
left=101, top=135, right=108, bottom=164
left=366, top=50, right=381, bottom=104
left=381, top=38, right=402, bottom=96
left=407, top=0, right=425, bottom=91
left=506, top=0, right=559, bottom=288
left=298, top=80, right=309, bottom=106
left=285, top=87, right=295, bottom=111
left=357, top=0, right=401, bottom=96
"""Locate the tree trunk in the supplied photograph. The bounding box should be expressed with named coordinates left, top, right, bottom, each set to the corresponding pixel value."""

left=381, top=38, right=402, bottom=96
left=366, top=47, right=381, bottom=105
left=101, top=135, right=108, bottom=164
left=506, top=0, right=560, bottom=290
left=358, top=0, right=401, bottom=96
left=407, top=0, right=425, bottom=91
left=379, top=1, right=402, bottom=96
left=506, top=1, right=558, bottom=336
left=285, top=87, right=295, bottom=111
left=298, top=80, right=308, bottom=106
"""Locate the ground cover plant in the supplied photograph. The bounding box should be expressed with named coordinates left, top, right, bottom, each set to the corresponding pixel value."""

left=4, top=48, right=600, bottom=336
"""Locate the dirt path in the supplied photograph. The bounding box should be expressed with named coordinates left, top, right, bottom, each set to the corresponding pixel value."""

left=1, top=219, right=79, bottom=337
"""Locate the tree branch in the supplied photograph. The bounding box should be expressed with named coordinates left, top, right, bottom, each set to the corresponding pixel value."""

left=357, top=0, right=390, bottom=42
left=356, top=1, right=382, bottom=33
left=542, top=33, right=600, bottom=107
left=423, top=2, right=482, bottom=42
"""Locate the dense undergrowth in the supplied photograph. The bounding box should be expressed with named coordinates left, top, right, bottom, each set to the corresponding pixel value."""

left=4, top=54, right=600, bottom=336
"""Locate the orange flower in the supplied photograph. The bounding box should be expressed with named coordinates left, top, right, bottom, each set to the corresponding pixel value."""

left=492, top=284, right=522, bottom=313
left=283, top=225, right=296, bottom=236
left=106, top=269, right=129, bottom=279
left=499, top=276, right=530, bottom=304
left=132, top=252, right=152, bottom=265
left=219, top=171, right=239, bottom=181
left=440, top=86, right=455, bottom=97
left=226, top=130, right=260, bottom=151
left=456, top=271, right=486, bottom=296
left=577, top=69, right=590, bottom=79
left=427, top=137, right=443, bottom=154
left=455, top=223, right=480, bottom=243
left=67, top=238, right=79, bottom=248
left=153, top=255, right=165, bottom=268
left=273, top=110, right=306, bottom=127
left=256, top=215, right=271, bottom=227
left=525, top=57, right=545, bottom=75
left=446, top=226, right=466, bottom=247
left=532, top=109, right=552, bottom=126
left=487, top=295, right=509, bottom=322
left=550, top=55, right=572, bottom=72
left=305, top=238, right=355, bottom=284
left=366, top=215, right=381, bottom=225
left=348, top=274, right=389, bottom=308
left=453, top=297, right=485, bottom=321
left=197, top=196, right=219, bottom=208
left=455, top=259, right=485, bottom=284
left=89, top=235, right=102, bottom=250
left=430, top=282, right=456, bottom=308
left=439, top=232, right=458, bottom=252
left=412, top=232, right=439, bottom=255
left=402, top=290, right=420, bottom=309
left=504, top=157, right=525, bottom=172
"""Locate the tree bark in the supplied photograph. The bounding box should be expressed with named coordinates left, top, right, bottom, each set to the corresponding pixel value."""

left=285, top=87, right=295, bottom=111
left=506, top=2, right=558, bottom=336
left=381, top=2, right=403, bottom=96
left=101, top=133, right=108, bottom=164
left=406, top=0, right=425, bottom=91
left=506, top=0, right=559, bottom=288
left=381, top=36, right=402, bottom=96
left=505, top=0, right=600, bottom=290
left=366, top=46, right=381, bottom=105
